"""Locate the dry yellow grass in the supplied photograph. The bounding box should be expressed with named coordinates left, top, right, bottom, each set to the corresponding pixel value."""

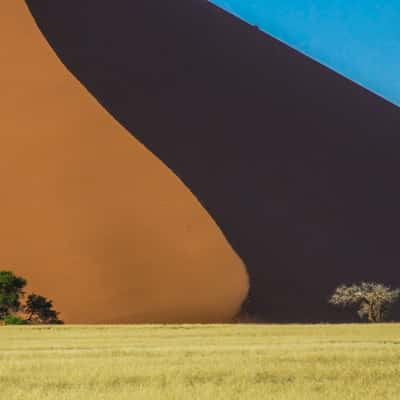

left=1, top=324, right=400, bottom=399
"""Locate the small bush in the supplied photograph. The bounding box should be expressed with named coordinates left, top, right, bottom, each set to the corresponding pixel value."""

left=3, top=315, right=28, bottom=325
left=24, top=294, right=64, bottom=324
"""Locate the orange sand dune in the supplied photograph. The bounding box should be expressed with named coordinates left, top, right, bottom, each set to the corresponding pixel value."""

left=0, top=1, right=248, bottom=323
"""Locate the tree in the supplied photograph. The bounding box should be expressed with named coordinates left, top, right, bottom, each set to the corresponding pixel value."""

left=24, top=294, right=63, bottom=324
left=0, top=271, right=26, bottom=320
left=329, top=282, right=400, bottom=322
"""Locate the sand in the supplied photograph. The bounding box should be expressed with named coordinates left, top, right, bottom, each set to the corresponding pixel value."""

left=0, top=1, right=248, bottom=323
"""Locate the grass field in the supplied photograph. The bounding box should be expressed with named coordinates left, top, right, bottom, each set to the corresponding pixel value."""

left=1, top=324, right=400, bottom=399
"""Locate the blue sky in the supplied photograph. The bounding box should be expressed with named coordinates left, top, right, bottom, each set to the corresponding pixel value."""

left=210, top=0, right=400, bottom=106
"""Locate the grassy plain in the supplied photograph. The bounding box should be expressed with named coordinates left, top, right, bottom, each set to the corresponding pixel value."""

left=1, top=324, right=400, bottom=399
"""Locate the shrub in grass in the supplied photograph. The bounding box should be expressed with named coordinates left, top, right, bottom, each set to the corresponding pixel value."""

left=3, top=315, right=28, bottom=325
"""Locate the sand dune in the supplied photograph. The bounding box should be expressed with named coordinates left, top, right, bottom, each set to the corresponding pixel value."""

left=0, top=2, right=248, bottom=323
left=25, top=0, right=400, bottom=322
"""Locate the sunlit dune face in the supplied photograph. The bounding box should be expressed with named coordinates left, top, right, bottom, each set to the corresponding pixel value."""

left=0, top=1, right=249, bottom=323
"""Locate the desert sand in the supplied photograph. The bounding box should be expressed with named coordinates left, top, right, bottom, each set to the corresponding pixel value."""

left=0, top=1, right=248, bottom=323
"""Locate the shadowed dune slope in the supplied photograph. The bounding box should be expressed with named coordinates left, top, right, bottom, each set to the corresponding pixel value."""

left=0, top=2, right=248, bottom=323
left=25, top=0, right=400, bottom=321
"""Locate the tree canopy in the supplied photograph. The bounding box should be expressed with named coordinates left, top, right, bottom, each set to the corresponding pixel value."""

left=0, top=271, right=26, bottom=319
left=329, top=282, right=400, bottom=322
left=24, top=294, right=63, bottom=324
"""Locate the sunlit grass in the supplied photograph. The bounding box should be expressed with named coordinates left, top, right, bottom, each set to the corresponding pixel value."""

left=1, top=324, right=400, bottom=399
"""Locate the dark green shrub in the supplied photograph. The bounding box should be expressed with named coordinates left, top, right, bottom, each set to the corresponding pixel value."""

left=3, top=315, right=28, bottom=325
left=24, top=294, right=63, bottom=324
